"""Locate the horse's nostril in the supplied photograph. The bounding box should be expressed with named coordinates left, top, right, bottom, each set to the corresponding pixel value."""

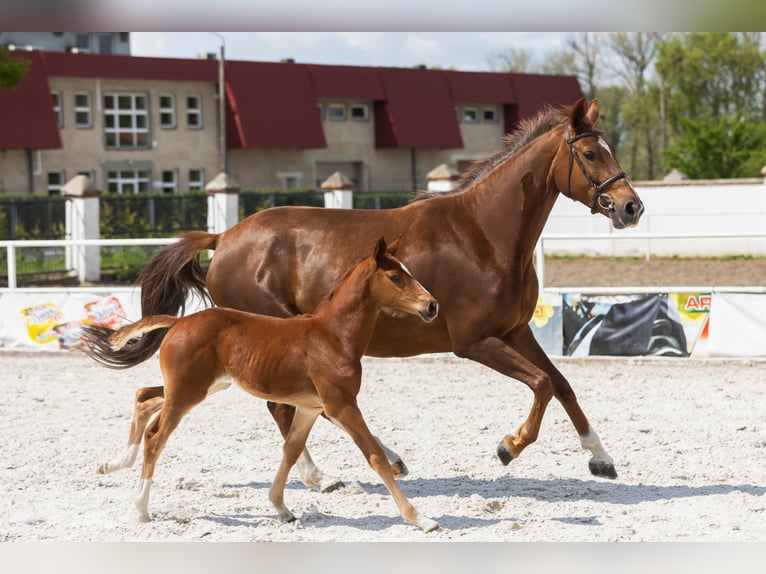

left=428, top=300, right=439, bottom=318
left=625, top=201, right=636, bottom=217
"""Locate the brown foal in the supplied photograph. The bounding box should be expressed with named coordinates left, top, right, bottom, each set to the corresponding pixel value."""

left=83, top=237, right=440, bottom=532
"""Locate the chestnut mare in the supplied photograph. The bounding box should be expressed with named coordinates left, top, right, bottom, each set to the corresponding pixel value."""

left=83, top=237, right=441, bottom=532
left=130, top=97, right=644, bottom=491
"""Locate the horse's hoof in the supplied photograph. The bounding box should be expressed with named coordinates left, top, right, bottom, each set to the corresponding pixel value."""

left=496, top=440, right=514, bottom=466
left=392, top=458, right=409, bottom=478
left=589, top=459, right=618, bottom=479
left=319, top=478, right=345, bottom=493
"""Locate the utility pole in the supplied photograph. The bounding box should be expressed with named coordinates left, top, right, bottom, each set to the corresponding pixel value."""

left=210, top=32, right=227, bottom=174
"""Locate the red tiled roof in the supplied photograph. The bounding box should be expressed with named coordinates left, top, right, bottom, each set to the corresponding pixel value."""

left=444, top=70, right=516, bottom=104
left=43, top=51, right=217, bottom=82
left=0, top=51, right=583, bottom=153
left=225, top=60, right=325, bottom=149
left=306, top=64, right=385, bottom=100
left=375, top=67, right=463, bottom=149
left=0, top=51, right=61, bottom=150
left=510, top=73, right=584, bottom=119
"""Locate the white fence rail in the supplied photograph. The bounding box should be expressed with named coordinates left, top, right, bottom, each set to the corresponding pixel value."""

left=3, top=232, right=764, bottom=293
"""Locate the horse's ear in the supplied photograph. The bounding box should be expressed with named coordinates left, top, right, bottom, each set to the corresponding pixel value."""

left=569, top=97, right=589, bottom=131
left=586, top=98, right=600, bottom=124
left=373, top=236, right=387, bottom=260
left=386, top=235, right=402, bottom=255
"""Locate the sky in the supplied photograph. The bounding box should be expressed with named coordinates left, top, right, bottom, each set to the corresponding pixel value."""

left=130, top=32, right=569, bottom=72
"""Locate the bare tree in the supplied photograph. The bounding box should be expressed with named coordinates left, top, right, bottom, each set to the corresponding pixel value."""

left=564, top=32, right=603, bottom=100
left=486, top=45, right=535, bottom=73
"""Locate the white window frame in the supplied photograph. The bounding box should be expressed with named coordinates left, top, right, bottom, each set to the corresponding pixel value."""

left=74, top=91, right=93, bottom=128
left=158, top=170, right=178, bottom=194
left=327, top=103, right=346, bottom=121
left=350, top=104, right=369, bottom=122
left=186, top=94, right=202, bottom=129
left=107, top=168, right=152, bottom=194
left=482, top=107, right=498, bottom=123
left=159, top=93, right=176, bottom=129
left=47, top=171, right=65, bottom=195
left=188, top=168, right=205, bottom=192
left=462, top=107, right=479, bottom=124
left=103, top=92, right=150, bottom=149
left=52, top=91, right=63, bottom=128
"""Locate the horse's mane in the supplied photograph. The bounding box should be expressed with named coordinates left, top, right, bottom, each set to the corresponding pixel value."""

left=412, top=104, right=570, bottom=202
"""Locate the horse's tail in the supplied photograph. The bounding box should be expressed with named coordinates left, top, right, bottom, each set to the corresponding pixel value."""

left=118, top=230, right=218, bottom=364
left=81, top=315, right=179, bottom=370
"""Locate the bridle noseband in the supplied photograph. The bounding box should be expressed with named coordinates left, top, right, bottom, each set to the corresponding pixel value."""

left=565, top=126, right=627, bottom=214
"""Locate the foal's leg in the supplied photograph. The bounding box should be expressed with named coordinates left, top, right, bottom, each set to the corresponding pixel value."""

left=97, top=386, right=164, bottom=475
left=506, top=325, right=617, bottom=479
left=268, top=405, right=323, bottom=523
left=324, top=396, right=438, bottom=533
left=134, top=384, right=210, bottom=522
left=267, top=402, right=344, bottom=493
left=97, top=380, right=232, bottom=475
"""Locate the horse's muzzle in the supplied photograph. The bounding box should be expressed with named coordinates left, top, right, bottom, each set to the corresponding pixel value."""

left=420, top=299, right=439, bottom=322
left=606, top=195, right=644, bottom=229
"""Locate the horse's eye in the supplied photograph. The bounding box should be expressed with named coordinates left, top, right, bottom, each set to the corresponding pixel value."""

left=583, top=150, right=596, bottom=161
left=388, top=274, right=401, bottom=284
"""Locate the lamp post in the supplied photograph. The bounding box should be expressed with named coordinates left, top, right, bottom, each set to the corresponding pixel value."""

left=210, top=32, right=227, bottom=174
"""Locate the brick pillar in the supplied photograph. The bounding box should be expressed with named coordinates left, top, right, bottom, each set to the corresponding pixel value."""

left=63, top=175, right=101, bottom=283
left=321, top=171, right=355, bottom=209
left=205, top=172, right=240, bottom=233
left=426, top=163, right=460, bottom=192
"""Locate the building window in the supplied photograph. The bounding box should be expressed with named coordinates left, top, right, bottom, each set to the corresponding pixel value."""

left=75, top=33, right=90, bottom=51
left=103, top=93, right=150, bottom=149
left=74, top=92, right=92, bottom=128
left=188, top=169, right=205, bottom=191
left=159, top=94, right=176, bottom=129
left=107, top=169, right=151, bottom=194
left=98, top=34, right=114, bottom=54
left=47, top=171, right=65, bottom=195
left=277, top=171, right=302, bottom=190
left=158, top=170, right=178, bottom=194
left=327, top=103, right=346, bottom=121
left=350, top=104, right=369, bottom=121
left=52, top=92, right=63, bottom=128
left=462, top=107, right=479, bottom=124
left=186, top=95, right=202, bottom=129
left=318, top=103, right=325, bottom=121
left=482, top=107, right=498, bottom=123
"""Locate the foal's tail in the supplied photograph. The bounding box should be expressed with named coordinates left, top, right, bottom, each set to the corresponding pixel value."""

left=81, top=315, right=179, bottom=370
left=107, top=230, right=218, bottom=365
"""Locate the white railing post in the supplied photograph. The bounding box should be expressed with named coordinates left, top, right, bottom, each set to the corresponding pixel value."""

left=206, top=172, right=240, bottom=234
left=7, top=244, right=16, bottom=290
left=321, top=171, right=354, bottom=209
left=62, top=175, right=101, bottom=283
left=426, top=163, right=460, bottom=192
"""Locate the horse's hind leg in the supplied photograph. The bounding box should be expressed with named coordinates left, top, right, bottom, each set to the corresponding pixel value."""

left=507, top=325, right=617, bottom=479
left=267, top=401, right=344, bottom=493
left=97, top=386, right=164, bottom=475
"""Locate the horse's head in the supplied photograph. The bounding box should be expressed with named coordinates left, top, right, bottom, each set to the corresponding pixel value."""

left=370, top=236, right=439, bottom=323
left=555, top=97, right=644, bottom=229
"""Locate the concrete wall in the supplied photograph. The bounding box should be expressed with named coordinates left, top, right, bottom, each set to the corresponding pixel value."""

left=542, top=179, right=766, bottom=257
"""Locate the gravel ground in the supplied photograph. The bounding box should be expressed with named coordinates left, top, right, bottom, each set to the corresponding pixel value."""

left=1, top=351, right=764, bottom=542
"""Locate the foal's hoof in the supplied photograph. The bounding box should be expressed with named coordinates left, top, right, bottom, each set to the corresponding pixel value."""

left=496, top=440, right=514, bottom=466
left=392, top=458, right=409, bottom=478
left=589, top=459, right=618, bottom=479
left=318, top=478, right=345, bottom=493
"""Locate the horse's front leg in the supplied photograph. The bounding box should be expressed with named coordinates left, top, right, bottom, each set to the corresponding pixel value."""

left=267, top=401, right=344, bottom=493
left=269, top=406, right=323, bottom=523
left=266, top=402, right=408, bottom=492
left=505, top=325, right=617, bottom=479
left=456, top=335, right=554, bottom=464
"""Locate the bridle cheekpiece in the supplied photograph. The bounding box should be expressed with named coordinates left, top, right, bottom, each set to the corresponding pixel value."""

left=564, top=125, right=627, bottom=214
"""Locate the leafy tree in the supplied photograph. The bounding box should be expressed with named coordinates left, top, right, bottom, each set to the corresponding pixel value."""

left=656, top=32, right=766, bottom=178
left=0, top=48, right=30, bottom=89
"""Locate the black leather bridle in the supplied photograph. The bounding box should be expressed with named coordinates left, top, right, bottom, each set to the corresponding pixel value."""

left=565, top=126, right=627, bottom=214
